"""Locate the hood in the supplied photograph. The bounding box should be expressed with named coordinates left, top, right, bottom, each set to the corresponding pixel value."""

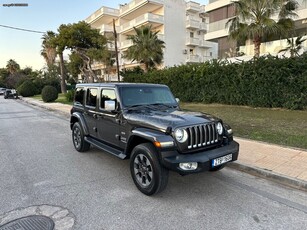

left=124, top=109, right=220, bottom=132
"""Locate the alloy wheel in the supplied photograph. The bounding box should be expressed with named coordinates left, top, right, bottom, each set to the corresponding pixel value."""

left=133, top=154, right=153, bottom=187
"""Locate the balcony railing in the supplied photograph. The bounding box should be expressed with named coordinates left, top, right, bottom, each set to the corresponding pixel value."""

left=208, top=18, right=230, bottom=32
left=85, top=6, right=119, bottom=23
left=199, top=40, right=213, bottom=48
left=199, top=22, right=208, bottom=31
left=120, top=39, right=133, bottom=49
left=186, top=18, right=200, bottom=29
left=120, top=33, right=164, bottom=49
left=120, top=13, right=164, bottom=33
left=120, top=0, right=163, bottom=15
left=186, top=37, right=200, bottom=46
left=186, top=55, right=213, bottom=63
left=186, top=55, right=201, bottom=63
left=186, top=1, right=200, bottom=12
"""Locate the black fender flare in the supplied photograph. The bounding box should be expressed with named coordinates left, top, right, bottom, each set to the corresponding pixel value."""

left=70, top=112, right=89, bottom=135
left=125, top=127, right=175, bottom=157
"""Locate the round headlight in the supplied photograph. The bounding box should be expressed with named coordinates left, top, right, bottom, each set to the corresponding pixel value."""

left=174, top=129, right=188, bottom=143
left=217, top=122, right=223, bottom=135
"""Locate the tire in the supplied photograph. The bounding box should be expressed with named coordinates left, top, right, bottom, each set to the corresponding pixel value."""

left=72, top=122, right=90, bottom=152
left=210, top=164, right=226, bottom=172
left=130, top=143, right=169, bottom=195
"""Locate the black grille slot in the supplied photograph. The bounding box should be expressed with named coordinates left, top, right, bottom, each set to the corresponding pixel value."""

left=187, top=123, right=218, bottom=149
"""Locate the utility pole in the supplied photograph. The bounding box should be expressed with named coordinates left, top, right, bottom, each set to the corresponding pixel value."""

left=113, top=19, right=120, bottom=82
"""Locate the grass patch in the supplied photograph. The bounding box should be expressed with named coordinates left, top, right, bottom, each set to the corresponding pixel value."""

left=31, top=94, right=73, bottom=105
left=181, top=103, right=307, bottom=150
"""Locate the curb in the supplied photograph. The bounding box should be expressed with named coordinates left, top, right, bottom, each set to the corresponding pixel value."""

left=20, top=98, right=70, bottom=118
left=227, top=162, right=307, bottom=192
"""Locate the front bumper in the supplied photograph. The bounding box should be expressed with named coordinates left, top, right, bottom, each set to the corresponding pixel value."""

left=160, top=141, right=239, bottom=174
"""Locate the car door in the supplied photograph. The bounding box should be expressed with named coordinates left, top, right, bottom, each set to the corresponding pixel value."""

left=84, top=87, right=98, bottom=138
left=96, top=88, right=120, bottom=148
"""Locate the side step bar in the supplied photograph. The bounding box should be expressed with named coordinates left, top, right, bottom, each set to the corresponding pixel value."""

left=85, top=137, right=126, bottom=159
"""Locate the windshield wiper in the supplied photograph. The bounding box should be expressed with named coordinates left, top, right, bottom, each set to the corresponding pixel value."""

left=149, top=103, right=178, bottom=109
left=124, top=103, right=178, bottom=111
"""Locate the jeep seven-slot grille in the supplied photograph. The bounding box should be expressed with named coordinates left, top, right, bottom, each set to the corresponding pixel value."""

left=187, top=123, right=218, bottom=149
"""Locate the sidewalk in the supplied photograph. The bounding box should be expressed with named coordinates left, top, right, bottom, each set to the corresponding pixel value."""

left=20, top=97, right=307, bottom=191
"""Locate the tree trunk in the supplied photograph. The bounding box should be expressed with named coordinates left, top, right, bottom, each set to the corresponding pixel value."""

left=253, top=37, right=261, bottom=58
left=59, top=52, right=67, bottom=93
left=144, top=62, right=149, bottom=73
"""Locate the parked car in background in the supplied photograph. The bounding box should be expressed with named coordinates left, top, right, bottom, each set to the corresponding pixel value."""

left=4, top=89, right=18, bottom=99
left=0, top=88, right=6, bottom=95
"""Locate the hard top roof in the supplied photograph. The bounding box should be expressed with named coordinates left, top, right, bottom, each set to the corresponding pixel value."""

left=75, top=83, right=167, bottom=88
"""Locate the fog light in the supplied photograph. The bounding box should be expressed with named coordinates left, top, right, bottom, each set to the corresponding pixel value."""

left=179, top=162, right=198, bottom=171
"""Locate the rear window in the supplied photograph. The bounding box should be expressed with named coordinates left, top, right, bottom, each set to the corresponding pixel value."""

left=86, top=88, right=98, bottom=107
left=74, top=88, right=85, bottom=105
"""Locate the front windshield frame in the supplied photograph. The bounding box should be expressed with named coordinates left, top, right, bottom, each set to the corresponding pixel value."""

left=119, top=85, right=178, bottom=108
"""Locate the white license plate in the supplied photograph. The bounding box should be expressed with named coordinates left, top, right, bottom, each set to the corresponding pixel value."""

left=212, top=154, right=232, bottom=167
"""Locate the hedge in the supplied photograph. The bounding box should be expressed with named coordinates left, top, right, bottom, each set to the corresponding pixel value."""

left=17, top=80, right=38, bottom=97
left=123, top=54, right=307, bottom=110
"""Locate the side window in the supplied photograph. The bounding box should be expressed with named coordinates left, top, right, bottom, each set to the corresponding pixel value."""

left=100, top=89, right=116, bottom=109
left=86, top=88, right=98, bottom=107
left=74, top=87, right=85, bottom=105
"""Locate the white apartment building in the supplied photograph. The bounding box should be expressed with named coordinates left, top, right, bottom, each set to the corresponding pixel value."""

left=85, top=0, right=218, bottom=81
left=205, top=0, right=307, bottom=58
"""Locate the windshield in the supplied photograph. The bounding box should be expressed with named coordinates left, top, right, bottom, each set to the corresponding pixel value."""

left=120, top=86, right=177, bottom=107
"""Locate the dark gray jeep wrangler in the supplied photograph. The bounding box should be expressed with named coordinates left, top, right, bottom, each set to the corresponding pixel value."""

left=70, top=83, right=239, bottom=195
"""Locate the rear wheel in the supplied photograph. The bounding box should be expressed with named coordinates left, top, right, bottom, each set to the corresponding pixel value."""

left=130, top=143, right=169, bottom=195
left=72, top=122, right=90, bottom=152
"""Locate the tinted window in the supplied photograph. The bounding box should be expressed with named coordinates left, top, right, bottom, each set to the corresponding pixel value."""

left=86, top=88, right=98, bottom=107
left=120, top=86, right=177, bottom=106
left=100, top=89, right=116, bottom=109
left=74, top=87, right=85, bottom=105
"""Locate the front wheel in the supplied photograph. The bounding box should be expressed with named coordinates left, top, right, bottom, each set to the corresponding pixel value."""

left=130, top=143, right=169, bottom=195
left=72, top=122, right=90, bottom=152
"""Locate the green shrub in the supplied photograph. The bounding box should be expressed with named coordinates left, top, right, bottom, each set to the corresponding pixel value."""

left=42, top=85, right=58, bottom=102
left=65, top=89, right=75, bottom=102
left=123, top=54, right=307, bottom=110
left=17, top=80, right=38, bottom=97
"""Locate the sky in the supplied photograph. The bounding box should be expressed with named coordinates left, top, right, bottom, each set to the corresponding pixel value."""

left=0, top=0, right=208, bottom=70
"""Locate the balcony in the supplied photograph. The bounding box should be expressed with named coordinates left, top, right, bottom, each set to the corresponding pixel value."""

left=85, top=6, right=119, bottom=26
left=186, top=55, right=201, bottom=63
left=186, top=1, right=200, bottom=13
left=186, top=37, right=199, bottom=46
left=199, top=40, right=213, bottom=48
left=199, top=22, right=208, bottom=31
left=100, top=24, right=120, bottom=34
left=208, top=18, right=230, bottom=32
left=186, top=17, right=200, bottom=29
left=206, top=0, right=233, bottom=12
left=120, top=0, right=163, bottom=19
left=120, top=13, right=164, bottom=34
left=120, top=39, right=134, bottom=49
left=186, top=55, right=213, bottom=63
left=120, top=33, right=164, bottom=50
left=91, top=61, right=106, bottom=70
left=157, top=34, right=165, bottom=41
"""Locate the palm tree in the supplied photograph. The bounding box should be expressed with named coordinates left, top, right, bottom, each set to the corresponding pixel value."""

left=278, top=35, right=307, bottom=57
left=41, top=31, right=57, bottom=69
left=226, top=0, right=299, bottom=57
left=6, top=59, right=20, bottom=74
left=124, top=25, right=165, bottom=73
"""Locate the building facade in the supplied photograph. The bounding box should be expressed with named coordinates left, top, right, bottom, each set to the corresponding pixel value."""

left=205, top=0, right=307, bottom=58
left=85, top=0, right=218, bottom=81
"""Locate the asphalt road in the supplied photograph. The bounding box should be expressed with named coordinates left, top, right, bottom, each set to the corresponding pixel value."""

left=0, top=97, right=307, bottom=230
